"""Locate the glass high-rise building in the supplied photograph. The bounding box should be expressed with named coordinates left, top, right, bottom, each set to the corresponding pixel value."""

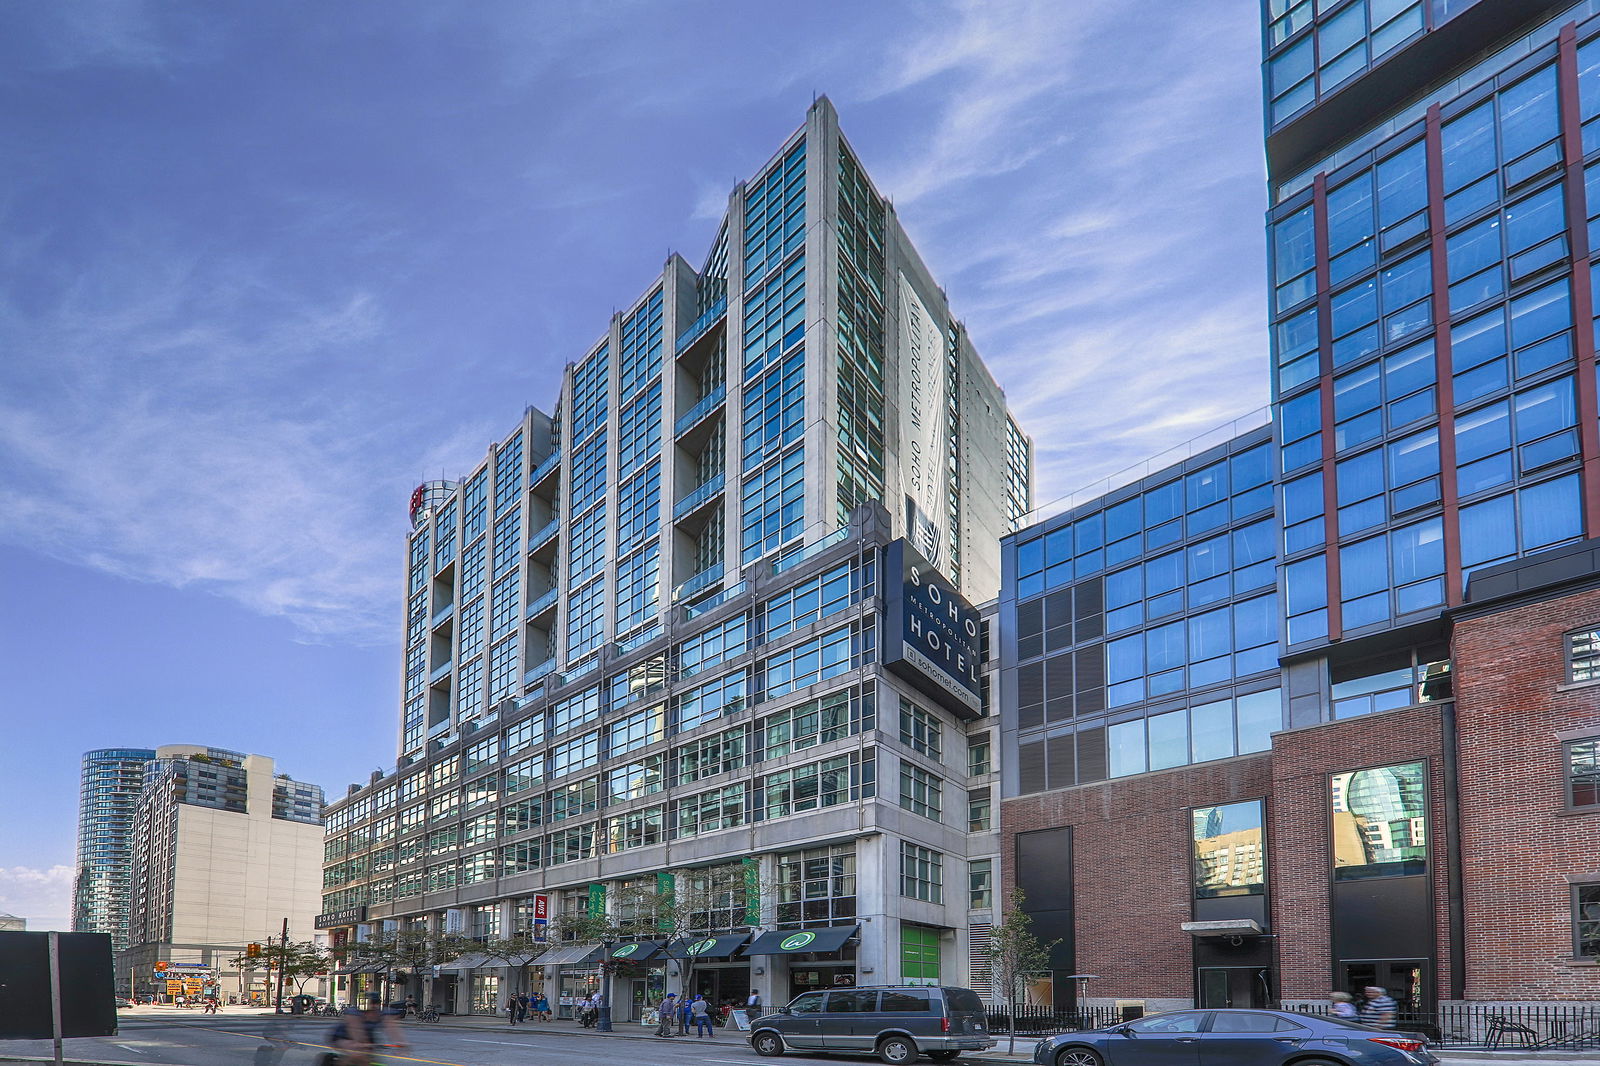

left=321, top=98, right=1029, bottom=1017
left=996, top=0, right=1600, bottom=1018
left=72, top=747, right=156, bottom=954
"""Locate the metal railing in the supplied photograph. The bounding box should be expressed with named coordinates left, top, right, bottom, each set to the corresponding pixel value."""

left=684, top=579, right=746, bottom=620
left=525, top=586, right=559, bottom=619
left=675, top=295, right=727, bottom=353
left=985, top=1006, right=1124, bottom=1035
left=674, top=383, right=727, bottom=436
left=529, top=450, right=561, bottom=485
left=1291, top=1004, right=1600, bottom=1049
left=772, top=526, right=850, bottom=574
left=673, top=562, right=724, bottom=603
left=427, top=660, right=453, bottom=683
left=1019, top=406, right=1271, bottom=529
left=430, top=603, right=454, bottom=627
left=673, top=472, right=725, bottom=520
left=527, top=517, right=560, bottom=553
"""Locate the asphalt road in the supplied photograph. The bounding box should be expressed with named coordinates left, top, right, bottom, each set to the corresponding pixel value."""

left=0, top=1013, right=1000, bottom=1066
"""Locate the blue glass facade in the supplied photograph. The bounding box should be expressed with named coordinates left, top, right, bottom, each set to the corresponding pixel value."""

left=1004, top=424, right=1282, bottom=793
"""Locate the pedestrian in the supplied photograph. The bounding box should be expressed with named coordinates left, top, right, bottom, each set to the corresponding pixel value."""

left=1328, top=991, right=1358, bottom=1020
left=329, top=993, right=409, bottom=1066
left=404, top=995, right=417, bottom=1017
left=515, top=992, right=529, bottom=1023
left=505, top=998, right=518, bottom=1024
left=691, top=994, right=713, bottom=1038
left=656, top=992, right=678, bottom=1037
left=747, top=989, right=763, bottom=1019
left=1358, top=986, right=1397, bottom=1029
left=679, top=995, right=693, bottom=1034
left=533, top=992, right=550, bottom=1021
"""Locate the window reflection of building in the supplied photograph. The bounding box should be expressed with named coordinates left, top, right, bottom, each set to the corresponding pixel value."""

left=1191, top=801, right=1266, bottom=897
left=1330, top=761, right=1427, bottom=879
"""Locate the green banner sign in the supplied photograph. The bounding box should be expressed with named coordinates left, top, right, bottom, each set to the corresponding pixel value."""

left=743, top=857, right=760, bottom=925
left=588, top=883, right=606, bottom=918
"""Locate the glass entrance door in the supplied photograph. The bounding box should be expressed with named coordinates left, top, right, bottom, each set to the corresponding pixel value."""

left=1196, top=967, right=1271, bottom=1008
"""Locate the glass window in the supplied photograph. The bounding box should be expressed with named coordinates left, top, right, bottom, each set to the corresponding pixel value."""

left=1570, top=628, right=1600, bottom=684
left=900, top=703, right=943, bottom=759
left=1331, top=761, right=1427, bottom=880
left=1575, top=885, right=1600, bottom=959
left=899, top=842, right=943, bottom=903
left=1192, top=800, right=1265, bottom=897
left=1567, top=739, right=1600, bottom=810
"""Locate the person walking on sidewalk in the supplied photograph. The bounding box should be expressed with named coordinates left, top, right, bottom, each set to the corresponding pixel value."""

left=533, top=992, right=550, bottom=1021
left=747, top=990, right=763, bottom=1020
left=515, top=992, right=529, bottom=1024
left=691, top=994, right=713, bottom=1038
left=505, top=998, right=519, bottom=1025
left=655, top=992, right=678, bottom=1037
left=1358, top=986, right=1398, bottom=1029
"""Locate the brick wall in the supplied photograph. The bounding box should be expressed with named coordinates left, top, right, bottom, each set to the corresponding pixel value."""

left=1453, top=585, right=1600, bottom=1001
left=1000, top=754, right=1272, bottom=1003
left=1267, top=706, right=1451, bottom=1003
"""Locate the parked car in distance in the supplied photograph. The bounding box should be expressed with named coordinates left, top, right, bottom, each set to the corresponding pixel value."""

left=1033, top=1008, right=1438, bottom=1066
left=750, top=985, right=993, bottom=1064
left=114, top=998, right=135, bottom=1009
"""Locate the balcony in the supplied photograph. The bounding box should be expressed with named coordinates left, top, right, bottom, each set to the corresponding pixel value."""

left=615, top=623, right=662, bottom=655
left=529, top=450, right=560, bottom=489
left=684, top=580, right=747, bottom=620
left=673, top=562, right=724, bottom=604
left=673, top=472, right=725, bottom=523
left=430, top=603, right=455, bottom=629
left=525, top=586, right=559, bottom=620
left=674, top=295, right=727, bottom=355
left=522, top=659, right=556, bottom=687
left=527, top=517, right=560, bottom=555
left=428, top=661, right=453, bottom=684
left=674, top=383, right=726, bottom=438
left=772, top=527, right=851, bottom=575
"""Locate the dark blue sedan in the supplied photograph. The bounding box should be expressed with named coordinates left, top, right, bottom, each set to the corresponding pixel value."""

left=1032, top=1009, right=1437, bottom=1066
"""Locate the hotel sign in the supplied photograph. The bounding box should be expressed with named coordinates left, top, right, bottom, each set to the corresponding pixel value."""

left=882, top=539, right=982, bottom=719
left=315, top=907, right=368, bottom=930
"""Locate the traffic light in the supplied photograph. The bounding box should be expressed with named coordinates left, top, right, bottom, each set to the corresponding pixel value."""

left=246, top=943, right=262, bottom=959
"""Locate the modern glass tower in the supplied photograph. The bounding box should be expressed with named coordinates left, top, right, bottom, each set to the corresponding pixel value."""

left=1264, top=0, right=1599, bottom=658
left=72, top=747, right=156, bottom=954
left=396, top=96, right=1029, bottom=758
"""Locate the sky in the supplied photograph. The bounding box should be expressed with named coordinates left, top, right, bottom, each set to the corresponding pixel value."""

left=0, top=0, right=1268, bottom=930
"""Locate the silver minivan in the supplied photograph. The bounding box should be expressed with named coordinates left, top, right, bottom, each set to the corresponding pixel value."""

left=750, top=985, right=993, bottom=1064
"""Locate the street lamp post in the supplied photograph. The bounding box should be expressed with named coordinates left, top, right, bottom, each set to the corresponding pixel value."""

left=596, top=945, right=613, bottom=1032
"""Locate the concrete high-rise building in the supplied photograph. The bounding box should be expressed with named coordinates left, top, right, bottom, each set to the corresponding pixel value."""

left=121, top=746, right=325, bottom=1003
left=320, top=98, right=1028, bottom=1017
left=72, top=747, right=156, bottom=954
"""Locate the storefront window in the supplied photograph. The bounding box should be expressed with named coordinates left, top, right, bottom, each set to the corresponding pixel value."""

left=900, top=925, right=941, bottom=986
left=469, top=974, right=500, bottom=1015
left=1191, top=800, right=1265, bottom=897
left=1331, top=761, right=1427, bottom=879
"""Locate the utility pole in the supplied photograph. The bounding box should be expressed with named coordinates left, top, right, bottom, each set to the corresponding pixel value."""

left=274, top=918, right=289, bottom=1012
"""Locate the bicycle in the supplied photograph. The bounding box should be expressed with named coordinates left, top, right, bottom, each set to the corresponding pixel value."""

left=417, top=1007, right=440, bottom=1022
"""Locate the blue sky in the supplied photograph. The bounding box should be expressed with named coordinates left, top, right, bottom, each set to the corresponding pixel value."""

left=0, top=0, right=1267, bottom=929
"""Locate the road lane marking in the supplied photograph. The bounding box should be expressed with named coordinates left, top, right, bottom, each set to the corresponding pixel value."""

left=112, top=1045, right=148, bottom=1054
left=462, top=1037, right=561, bottom=1046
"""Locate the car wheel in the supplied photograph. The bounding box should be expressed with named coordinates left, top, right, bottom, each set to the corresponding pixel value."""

left=879, top=1036, right=917, bottom=1064
left=1055, top=1048, right=1104, bottom=1066
left=929, top=1052, right=960, bottom=1061
left=752, top=1031, right=787, bottom=1057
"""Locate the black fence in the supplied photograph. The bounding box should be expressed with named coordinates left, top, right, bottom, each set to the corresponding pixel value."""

left=1291, top=1004, right=1600, bottom=1049
left=987, top=1003, right=1600, bottom=1048
left=985, top=1005, right=1125, bottom=1035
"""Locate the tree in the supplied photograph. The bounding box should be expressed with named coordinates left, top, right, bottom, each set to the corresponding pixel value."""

left=474, top=935, right=548, bottom=997
left=987, top=889, right=1060, bottom=1054
left=227, top=941, right=332, bottom=1004
left=349, top=928, right=474, bottom=1007
left=614, top=862, right=761, bottom=1004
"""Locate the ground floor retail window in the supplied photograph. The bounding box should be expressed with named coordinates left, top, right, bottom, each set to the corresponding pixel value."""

left=1574, top=884, right=1600, bottom=958
left=469, top=974, right=500, bottom=1015
left=901, top=925, right=941, bottom=986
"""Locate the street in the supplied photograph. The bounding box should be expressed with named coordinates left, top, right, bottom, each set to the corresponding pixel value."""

left=0, top=1012, right=989, bottom=1066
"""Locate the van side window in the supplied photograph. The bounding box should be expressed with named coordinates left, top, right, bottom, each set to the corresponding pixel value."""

left=825, top=990, right=880, bottom=1012
left=881, top=991, right=932, bottom=1012
left=790, top=993, right=826, bottom=1014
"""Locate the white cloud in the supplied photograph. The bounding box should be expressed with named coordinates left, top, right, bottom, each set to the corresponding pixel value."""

left=0, top=233, right=429, bottom=645
left=0, top=865, right=75, bottom=931
left=839, top=0, right=1269, bottom=506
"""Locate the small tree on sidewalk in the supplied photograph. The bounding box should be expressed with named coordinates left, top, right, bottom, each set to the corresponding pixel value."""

left=226, top=941, right=332, bottom=1005
left=988, top=889, right=1060, bottom=1054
